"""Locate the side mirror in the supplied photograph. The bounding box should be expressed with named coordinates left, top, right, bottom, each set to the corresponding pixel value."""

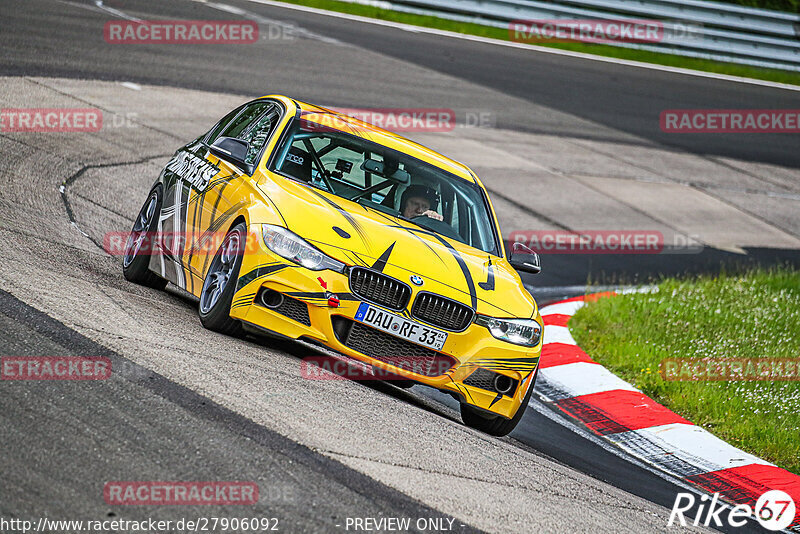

left=509, top=242, right=541, bottom=274
left=209, top=137, right=253, bottom=174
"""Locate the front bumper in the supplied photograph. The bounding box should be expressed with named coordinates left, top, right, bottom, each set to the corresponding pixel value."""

left=229, top=255, right=541, bottom=419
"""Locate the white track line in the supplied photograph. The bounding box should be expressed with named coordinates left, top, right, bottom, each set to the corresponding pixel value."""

left=633, top=423, right=774, bottom=470
left=94, top=0, right=142, bottom=22
left=542, top=324, right=578, bottom=345
left=528, top=396, right=755, bottom=509
left=533, top=381, right=783, bottom=532
left=239, top=0, right=800, bottom=92
left=198, top=0, right=343, bottom=45
left=539, top=361, right=640, bottom=397
left=540, top=300, right=586, bottom=317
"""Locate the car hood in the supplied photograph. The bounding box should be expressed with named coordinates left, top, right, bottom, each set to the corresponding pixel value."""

left=257, top=176, right=536, bottom=318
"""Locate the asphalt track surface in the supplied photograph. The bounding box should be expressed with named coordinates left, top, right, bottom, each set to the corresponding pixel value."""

left=0, top=289, right=474, bottom=532
left=1, top=0, right=798, bottom=532
left=3, top=0, right=800, bottom=168
left=3, top=0, right=799, bottom=290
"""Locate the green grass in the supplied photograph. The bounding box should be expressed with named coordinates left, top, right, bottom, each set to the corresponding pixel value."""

left=276, top=0, right=800, bottom=86
left=569, top=268, right=800, bottom=475
left=725, top=0, right=798, bottom=11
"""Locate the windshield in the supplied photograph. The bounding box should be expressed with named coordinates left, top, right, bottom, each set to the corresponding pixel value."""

left=270, top=117, right=499, bottom=255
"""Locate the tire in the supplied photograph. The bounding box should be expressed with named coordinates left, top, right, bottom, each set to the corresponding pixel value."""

left=198, top=222, right=246, bottom=336
left=460, top=368, right=538, bottom=437
left=123, top=185, right=168, bottom=290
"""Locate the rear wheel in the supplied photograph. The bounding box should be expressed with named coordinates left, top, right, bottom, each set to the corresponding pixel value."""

left=460, top=370, right=537, bottom=436
left=122, top=185, right=168, bottom=289
left=198, top=222, right=246, bottom=336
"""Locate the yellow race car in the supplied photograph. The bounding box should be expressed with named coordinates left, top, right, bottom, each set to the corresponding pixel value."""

left=122, top=95, right=543, bottom=435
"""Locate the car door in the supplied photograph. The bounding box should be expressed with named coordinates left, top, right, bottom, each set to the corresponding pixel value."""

left=185, top=101, right=282, bottom=289
left=157, top=134, right=225, bottom=292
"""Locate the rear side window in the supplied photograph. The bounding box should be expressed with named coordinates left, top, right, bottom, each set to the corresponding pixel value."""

left=205, top=106, right=244, bottom=145
left=220, top=103, right=272, bottom=139
left=207, top=101, right=281, bottom=166
left=237, top=107, right=280, bottom=165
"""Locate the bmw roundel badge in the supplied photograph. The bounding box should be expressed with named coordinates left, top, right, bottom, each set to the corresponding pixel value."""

left=410, top=275, right=424, bottom=286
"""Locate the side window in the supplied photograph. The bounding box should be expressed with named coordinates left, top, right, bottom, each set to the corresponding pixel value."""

left=239, top=107, right=280, bottom=165
left=215, top=102, right=281, bottom=165
left=205, top=106, right=244, bottom=145
left=220, top=103, right=270, bottom=138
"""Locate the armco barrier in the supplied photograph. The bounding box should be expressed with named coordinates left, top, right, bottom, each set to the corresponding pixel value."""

left=344, top=0, right=800, bottom=71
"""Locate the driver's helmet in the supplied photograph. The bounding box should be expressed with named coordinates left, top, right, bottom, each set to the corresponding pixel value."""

left=400, top=184, right=440, bottom=212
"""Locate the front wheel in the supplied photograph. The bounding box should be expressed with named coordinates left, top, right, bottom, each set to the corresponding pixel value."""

left=460, top=370, right=537, bottom=436
left=198, top=222, right=246, bottom=336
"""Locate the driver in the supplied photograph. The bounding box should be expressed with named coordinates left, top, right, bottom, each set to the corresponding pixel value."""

left=400, top=184, right=443, bottom=221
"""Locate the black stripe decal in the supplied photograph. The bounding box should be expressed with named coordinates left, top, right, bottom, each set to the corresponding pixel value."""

left=193, top=177, right=234, bottom=275
left=186, top=181, right=212, bottom=280
left=236, top=264, right=289, bottom=291
left=388, top=225, right=517, bottom=315
left=231, top=300, right=254, bottom=310
left=307, top=189, right=371, bottom=250
left=197, top=200, right=244, bottom=275
left=187, top=183, right=207, bottom=295
left=193, top=178, right=231, bottom=268
left=428, top=234, right=477, bottom=310
left=448, top=375, right=474, bottom=403
left=371, top=242, right=395, bottom=272
left=384, top=224, right=446, bottom=265
left=363, top=206, right=446, bottom=265
left=345, top=251, right=370, bottom=267
left=188, top=172, right=235, bottom=204
left=476, top=365, right=538, bottom=373
left=476, top=356, right=540, bottom=365
left=286, top=292, right=359, bottom=301
left=208, top=180, right=233, bottom=225
left=258, top=188, right=288, bottom=228
left=232, top=292, right=257, bottom=305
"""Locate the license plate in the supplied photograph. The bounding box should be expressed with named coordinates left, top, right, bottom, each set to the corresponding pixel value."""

left=354, top=303, right=448, bottom=351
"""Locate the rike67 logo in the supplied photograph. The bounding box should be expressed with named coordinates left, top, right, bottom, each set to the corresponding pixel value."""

left=669, top=490, right=796, bottom=531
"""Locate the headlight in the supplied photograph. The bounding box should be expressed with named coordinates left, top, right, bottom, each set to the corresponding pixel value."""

left=262, top=224, right=345, bottom=272
left=475, top=316, right=542, bottom=347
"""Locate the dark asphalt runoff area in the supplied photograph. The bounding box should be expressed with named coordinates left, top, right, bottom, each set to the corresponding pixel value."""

left=0, top=288, right=478, bottom=533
